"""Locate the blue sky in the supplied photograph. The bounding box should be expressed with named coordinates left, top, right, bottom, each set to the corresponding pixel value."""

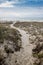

left=0, top=0, right=43, bottom=21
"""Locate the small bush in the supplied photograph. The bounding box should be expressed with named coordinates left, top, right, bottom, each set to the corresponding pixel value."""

left=38, top=53, right=43, bottom=58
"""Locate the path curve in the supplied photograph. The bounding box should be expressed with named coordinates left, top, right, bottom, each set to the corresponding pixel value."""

left=10, top=23, right=34, bottom=65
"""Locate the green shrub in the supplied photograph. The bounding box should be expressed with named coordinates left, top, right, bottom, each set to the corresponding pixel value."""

left=38, top=53, right=43, bottom=58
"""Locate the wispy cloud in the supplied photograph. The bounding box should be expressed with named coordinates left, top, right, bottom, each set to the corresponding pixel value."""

left=0, top=0, right=26, bottom=7
left=0, top=1, right=15, bottom=7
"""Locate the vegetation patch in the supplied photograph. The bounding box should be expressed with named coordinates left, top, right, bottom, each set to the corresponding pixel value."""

left=0, top=24, right=22, bottom=65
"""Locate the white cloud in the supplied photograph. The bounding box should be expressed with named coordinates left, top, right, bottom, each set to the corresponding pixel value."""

left=0, top=1, right=15, bottom=7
